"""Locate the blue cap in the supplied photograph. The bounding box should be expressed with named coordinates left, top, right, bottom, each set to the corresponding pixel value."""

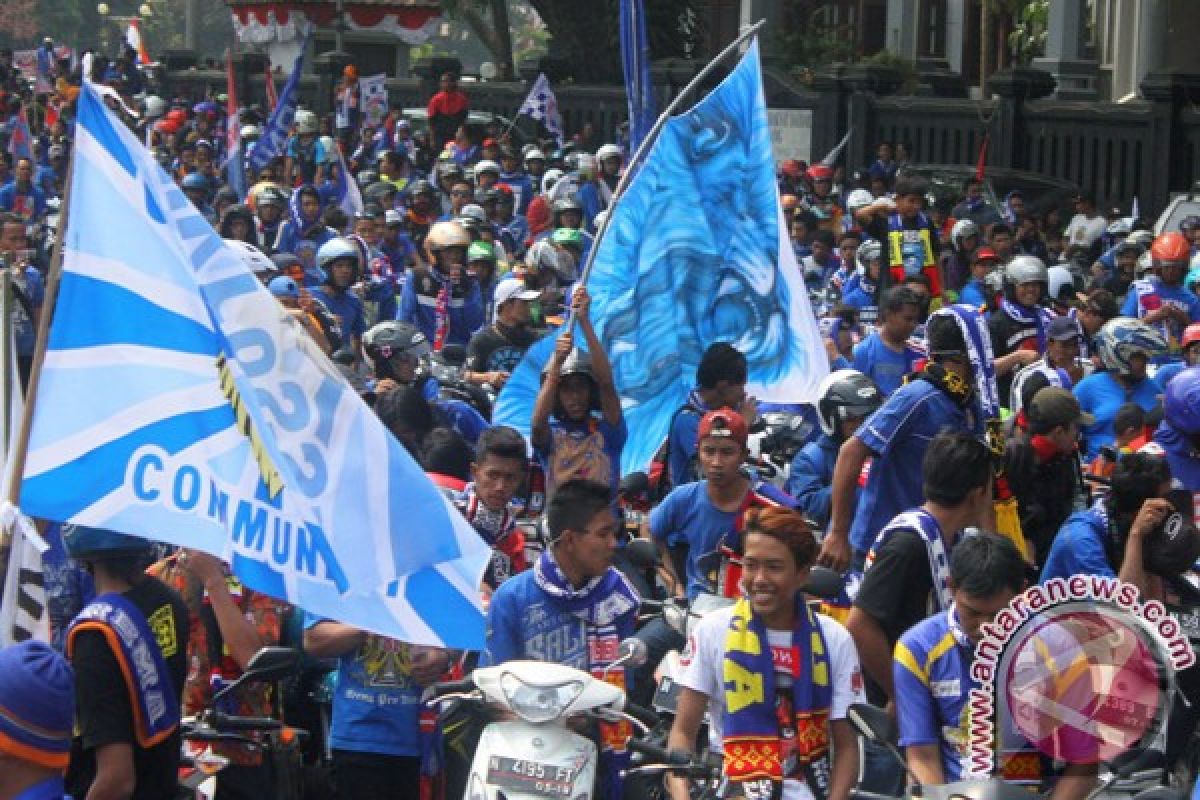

left=0, top=641, right=74, bottom=768
left=269, top=275, right=299, bottom=298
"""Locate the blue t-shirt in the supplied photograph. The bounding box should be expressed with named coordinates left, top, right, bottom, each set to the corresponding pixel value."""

left=536, top=415, right=627, bottom=498
left=666, top=393, right=711, bottom=488
left=484, top=567, right=639, bottom=671
left=12, top=265, right=44, bottom=357
left=649, top=481, right=736, bottom=600
left=850, top=380, right=971, bottom=557
left=894, top=610, right=974, bottom=781
left=303, top=614, right=423, bottom=757
left=1040, top=507, right=1113, bottom=583
left=1073, top=371, right=1161, bottom=460
left=958, top=278, right=987, bottom=308
left=1121, top=279, right=1200, bottom=360
left=310, top=286, right=367, bottom=340
left=853, top=333, right=922, bottom=396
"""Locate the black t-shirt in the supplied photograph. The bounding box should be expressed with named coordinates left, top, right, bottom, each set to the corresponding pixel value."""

left=466, top=324, right=539, bottom=374
left=67, top=577, right=190, bottom=800
left=852, top=529, right=936, bottom=703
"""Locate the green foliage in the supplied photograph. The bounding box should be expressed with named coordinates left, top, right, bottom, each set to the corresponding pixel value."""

left=777, top=1, right=858, bottom=71
left=1006, top=0, right=1049, bottom=66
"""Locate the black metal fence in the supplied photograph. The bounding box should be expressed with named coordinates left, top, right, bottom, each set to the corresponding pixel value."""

left=162, top=50, right=1200, bottom=215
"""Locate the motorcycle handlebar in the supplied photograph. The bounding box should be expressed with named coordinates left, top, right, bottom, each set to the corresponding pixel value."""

left=209, top=712, right=282, bottom=732
left=429, top=677, right=476, bottom=697
left=623, top=703, right=660, bottom=728
left=627, top=739, right=692, bottom=766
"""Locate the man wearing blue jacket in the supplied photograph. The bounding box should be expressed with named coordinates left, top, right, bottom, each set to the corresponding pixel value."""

left=397, top=220, right=483, bottom=349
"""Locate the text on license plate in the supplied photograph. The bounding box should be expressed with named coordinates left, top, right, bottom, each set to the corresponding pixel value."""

left=487, top=756, right=577, bottom=797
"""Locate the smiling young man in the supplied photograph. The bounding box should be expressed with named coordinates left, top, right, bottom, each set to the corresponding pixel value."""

left=667, top=507, right=863, bottom=800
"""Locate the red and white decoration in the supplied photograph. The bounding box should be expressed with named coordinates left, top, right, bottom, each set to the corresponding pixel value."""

left=227, top=1, right=442, bottom=47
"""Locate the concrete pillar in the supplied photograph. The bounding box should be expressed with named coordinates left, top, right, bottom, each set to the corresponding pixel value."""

left=944, top=0, right=967, bottom=74
left=1134, top=0, right=1167, bottom=94
left=1031, top=0, right=1098, bottom=100
left=885, top=0, right=919, bottom=59
left=739, top=0, right=785, bottom=63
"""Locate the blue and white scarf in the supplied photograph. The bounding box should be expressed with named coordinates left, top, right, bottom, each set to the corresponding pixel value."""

left=856, top=509, right=954, bottom=611
left=999, top=298, right=1053, bottom=352
left=930, top=304, right=1000, bottom=425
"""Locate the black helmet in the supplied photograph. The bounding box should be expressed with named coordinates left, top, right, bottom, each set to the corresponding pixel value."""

left=552, top=196, right=583, bottom=216
left=363, top=321, right=431, bottom=378
left=542, top=348, right=600, bottom=411
left=258, top=186, right=288, bottom=209
left=816, top=369, right=883, bottom=438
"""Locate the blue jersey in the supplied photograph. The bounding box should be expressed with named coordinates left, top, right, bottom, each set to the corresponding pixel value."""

left=850, top=380, right=971, bottom=557
left=853, top=333, right=923, bottom=396
left=1040, top=507, right=1113, bottom=582
left=1073, top=371, right=1161, bottom=460
left=303, top=614, right=424, bottom=757
left=396, top=270, right=485, bottom=348
left=310, top=286, right=366, bottom=341
left=785, top=434, right=843, bottom=530
left=1121, top=278, right=1200, bottom=360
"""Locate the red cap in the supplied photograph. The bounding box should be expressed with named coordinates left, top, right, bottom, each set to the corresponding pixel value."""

left=808, top=164, right=834, bottom=180
left=697, top=409, right=748, bottom=446
left=973, top=246, right=999, bottom=263
left=483, top=137, right=497, bottom=147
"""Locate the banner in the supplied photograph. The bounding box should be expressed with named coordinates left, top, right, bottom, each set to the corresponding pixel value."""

left=360, top=73, right=388, bottom=127
left=619, top=0, right=655, bottom=153
left=495, top=41, right=827, bottom=474
left=19, top=84, right=492, bottom=649
left=126, top=20, right=152, bottom=65
left=248, top=41, right=307, bottom=175
left=224, top=50, right=247, bottom=201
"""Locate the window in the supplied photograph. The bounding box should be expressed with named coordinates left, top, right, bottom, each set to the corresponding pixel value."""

left=919, top=0, right=948, bottom=58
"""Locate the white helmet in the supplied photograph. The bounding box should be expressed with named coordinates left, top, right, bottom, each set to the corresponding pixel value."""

left=1047, top=265, right=1075, bottom=303
left=576, top=153, right=597, bottom=177
left=951, top=219, right=980, bottom=251
left=542, top=168, right=564, bottom=195
left=475, top=159, right=500, bottom=176
left=294, top=109, right=318, bottom=135
left=225, top=240, right=277, bottom=277
left=524, top=148, right=546, bottom=164
left=596, top=144, right=622, bottom=163
left=240, top=124, right=261, bottom=139
left=845, top=188, right=874, bottom=213
left=593, top=209, right=610, bottom=232
left=142, top=95, right=166, bottom=120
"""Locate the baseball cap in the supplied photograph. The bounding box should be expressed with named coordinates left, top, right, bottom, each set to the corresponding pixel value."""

left=697, top=409, right=748, bottom=447
left=972, top=246, right=999, bottom=263
left=468, top=241, right=497, bottom=263
left=1046, top=315, right=1083, bottom=342
left=1028, top=387, right=1095, bottom=433
left=493, top=278, right=540, bottom=314
left=268, top=275, right=300, bottom=298
left=384, top=209, right=404, bottom=227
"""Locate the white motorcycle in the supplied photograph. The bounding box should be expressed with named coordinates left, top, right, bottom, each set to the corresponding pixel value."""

left=427, top=642, right=655, bottom=800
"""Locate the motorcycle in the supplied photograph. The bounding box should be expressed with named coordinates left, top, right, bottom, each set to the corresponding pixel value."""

left=177, top=646, right=308, bottom=800
left=845, top=702, right=1185, bottom=800
left=426, top=641, right=659, bottom=800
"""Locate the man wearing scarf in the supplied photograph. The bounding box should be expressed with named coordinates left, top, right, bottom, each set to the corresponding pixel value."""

left=275, top=185, right=336, bottom=258
left=894, top=534, right=1097, bottom=796
left=820, top=305, right=995, bottom=573
left=988, top=256, right=1057, bottom=403
left=485, top=479, right=641, bottom=800
left=667, top=507, right=863, bottom=800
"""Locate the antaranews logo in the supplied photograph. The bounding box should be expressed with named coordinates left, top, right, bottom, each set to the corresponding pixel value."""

left=966, top=575, right=1194, bottom=778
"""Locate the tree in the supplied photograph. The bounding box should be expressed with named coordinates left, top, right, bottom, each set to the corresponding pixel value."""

left=0, top=0, right=39, bottom=46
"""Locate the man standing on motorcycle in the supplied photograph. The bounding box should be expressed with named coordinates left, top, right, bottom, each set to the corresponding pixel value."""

left=667, top=507, right=863, bottom=800
left=894, top=534, right=1097, bottom=796
left=484, top=478, right=641, bottom=800
left=146, top=550, right=288, bottom=800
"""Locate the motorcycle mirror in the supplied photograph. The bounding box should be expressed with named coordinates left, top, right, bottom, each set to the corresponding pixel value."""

left=618, top=471, right=649, bottom=498
left=846, top=703, right=894, bottom=745
left=664, top=600, right=689, bottom=636
left=625, top=538, right=659, bottom=570
left=803, top=566, right=845, bottom=600
left=211, top=646, right=300, bottom=708
left=616, top=638, right=649, bottom=668
left=331, top=348, right=356, bottom=366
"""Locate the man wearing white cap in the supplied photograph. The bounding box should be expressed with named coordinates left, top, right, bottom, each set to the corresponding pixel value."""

left=465, top=277, right=541, bottom=389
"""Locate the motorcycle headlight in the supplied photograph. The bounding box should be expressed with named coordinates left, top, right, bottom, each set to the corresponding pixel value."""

left=499, top=672, right=584, bottom=724
left=469, top=772, right=487, bottom=800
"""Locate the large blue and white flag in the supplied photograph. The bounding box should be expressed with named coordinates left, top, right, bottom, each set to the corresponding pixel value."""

left=495, top=41, right=826, bottom=475
left=247, top=42, right=306, bottom=175
left=619, top=0, right=655, bottom=153
left=18, top=84, right=492, bottom=649
left=517, top=73, right=563, bottom=146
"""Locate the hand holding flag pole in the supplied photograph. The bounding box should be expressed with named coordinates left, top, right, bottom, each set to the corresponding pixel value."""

left=564, top=19, right=767, bottom=330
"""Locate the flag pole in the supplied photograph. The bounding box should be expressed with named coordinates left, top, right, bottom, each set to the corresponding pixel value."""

left=573, top=19, right=766, bottom=302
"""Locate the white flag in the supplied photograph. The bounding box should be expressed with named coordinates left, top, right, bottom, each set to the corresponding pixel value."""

left=517, top=73, right=563, bottom=145
left=360, top=73, right=388, bottom=127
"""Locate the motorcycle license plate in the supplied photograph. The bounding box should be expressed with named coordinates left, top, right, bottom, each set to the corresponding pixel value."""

left=487, top=756, right=578, bottom=797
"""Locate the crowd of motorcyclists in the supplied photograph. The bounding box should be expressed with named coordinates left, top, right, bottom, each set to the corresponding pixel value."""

left=2, top=33, right=1200, bottom=800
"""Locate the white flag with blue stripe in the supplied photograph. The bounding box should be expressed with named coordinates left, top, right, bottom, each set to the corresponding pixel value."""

left=18, top=83, right=492, bottom=649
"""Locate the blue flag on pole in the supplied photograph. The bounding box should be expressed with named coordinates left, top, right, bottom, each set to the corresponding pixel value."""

left=619, top=0, right=656, bottom=153
left=19, top=84, right=492, bottom=649
left=248, top=44, right=307, bottom=174
left=494, top=41, right=827, bottom=475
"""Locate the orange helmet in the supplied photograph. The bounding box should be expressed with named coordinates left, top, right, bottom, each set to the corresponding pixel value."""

left=1151, top=231, right=1190, bottom=264
left=1183, top=322, right=1200, bottom=350
left=781, top=194, right=799, bottom=212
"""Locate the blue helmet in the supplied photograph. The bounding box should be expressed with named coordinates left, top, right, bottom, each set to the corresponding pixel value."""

left=1094, top=317, right=1167, bottom=376
left=1165, top=367, right=1200, bottom=436
left=181, top=172, right=209, bottom=192
left=62, top=525, right=154, bottom=560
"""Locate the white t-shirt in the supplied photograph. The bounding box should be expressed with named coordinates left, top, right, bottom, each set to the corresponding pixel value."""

left=1063, top=213, right=1107, bottom=249
left=678, top=606, right=865, bottom=800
